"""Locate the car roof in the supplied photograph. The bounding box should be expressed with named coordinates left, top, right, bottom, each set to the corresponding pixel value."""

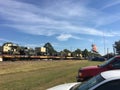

left=101, top=70, right=120, bottom=80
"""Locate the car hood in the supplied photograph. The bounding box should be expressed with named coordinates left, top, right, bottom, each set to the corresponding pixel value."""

left=82, top=66, right=99, bottom=70
left=47, top=82, right=80, bottom=90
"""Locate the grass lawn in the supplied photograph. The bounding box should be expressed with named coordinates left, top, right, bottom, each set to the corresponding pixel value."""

left=0, top=60, right=103, bottom=90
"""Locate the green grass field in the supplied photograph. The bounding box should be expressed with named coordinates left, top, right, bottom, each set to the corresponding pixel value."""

left=0, top=60, right=103, bottom=90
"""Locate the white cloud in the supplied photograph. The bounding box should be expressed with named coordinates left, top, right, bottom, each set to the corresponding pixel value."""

left=57, top=34, right=73, bottom=41
left=24, top=43, right=44, bottom=48
left=57, top=34, right=81, bottom=41
left=88, top=39, right=94, bottom=43
left=6, top=23, right=117, bottom=38
left=0, top=38, right=8, bottom=42
left=101, top=0, right=120, bottom=10
left=0, top=38, right=20, bottom=45
left=95, top=0, right=120, bottom=27
left=0, top=38, right=15, bottom=43
left=95, top=13, right=120, bottom=27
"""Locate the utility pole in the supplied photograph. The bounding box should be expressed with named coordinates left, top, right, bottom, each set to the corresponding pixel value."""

left=113, top=44, right=116, bottom=56
left=107, top=48, right=109, bottom=59
left=103, top=31, right=106, bottom=55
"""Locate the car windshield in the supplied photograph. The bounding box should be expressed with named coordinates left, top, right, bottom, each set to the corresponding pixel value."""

left=99, top=57, right=115, bottom=67
left=71, top=74, right=104, bottom=90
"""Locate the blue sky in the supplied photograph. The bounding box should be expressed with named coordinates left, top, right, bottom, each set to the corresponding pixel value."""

left=0, top=0, right=120, bottom=55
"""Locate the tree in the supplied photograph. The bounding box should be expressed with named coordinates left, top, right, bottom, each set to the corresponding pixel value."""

left=72, top=49, right=82, bottom=57
left=44, top=42, right=57, bottom=56
left=63, top=49, right=71, bottom=56
left=82, top=49, right=89, bottom=59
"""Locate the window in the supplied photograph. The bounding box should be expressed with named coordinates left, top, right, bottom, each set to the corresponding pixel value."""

left=72, top=75, right=104, bottom=90
left=112, top=58, right=120, bottom=69
left=94, top=80, right=120, bottom=90
left=99, top=57, right=115, bottom=67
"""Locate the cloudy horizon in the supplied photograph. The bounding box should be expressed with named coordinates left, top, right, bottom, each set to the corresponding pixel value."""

left=1, top=0, right=120, bottom=55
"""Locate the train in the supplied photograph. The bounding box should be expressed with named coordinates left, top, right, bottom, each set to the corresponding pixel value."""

left=0, top=55, right=82, bottom=61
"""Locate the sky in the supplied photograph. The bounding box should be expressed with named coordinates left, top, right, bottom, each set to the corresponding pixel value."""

left=0, top=0, right=120, bottom=55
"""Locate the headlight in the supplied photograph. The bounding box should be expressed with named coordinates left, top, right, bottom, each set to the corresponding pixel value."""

left=79, top=72, right=82, bottom=77
left=78, top=69, right=83, bottom=77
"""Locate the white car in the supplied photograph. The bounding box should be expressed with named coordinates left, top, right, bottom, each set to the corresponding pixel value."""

left=47, top=70, right=120, bottom=90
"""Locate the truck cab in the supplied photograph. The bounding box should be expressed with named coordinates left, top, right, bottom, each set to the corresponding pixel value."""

left=77, top=56, right=120, bottom=82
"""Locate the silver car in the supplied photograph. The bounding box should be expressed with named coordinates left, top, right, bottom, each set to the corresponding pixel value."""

left=47, top=70, right=120, bottom=90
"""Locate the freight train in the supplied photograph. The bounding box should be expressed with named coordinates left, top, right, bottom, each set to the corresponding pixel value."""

left=0, top=55, right=82, bottom=61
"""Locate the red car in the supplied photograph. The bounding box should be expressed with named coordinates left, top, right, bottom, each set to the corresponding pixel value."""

left=77, top=55, right=120, bottom=82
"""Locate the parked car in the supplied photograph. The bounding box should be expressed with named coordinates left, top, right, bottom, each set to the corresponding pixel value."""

left=91, top=57, right=105, bottom=61
left=47, top=70, right=120, bottom=90
left=77, top=55, right=120, bottom=82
